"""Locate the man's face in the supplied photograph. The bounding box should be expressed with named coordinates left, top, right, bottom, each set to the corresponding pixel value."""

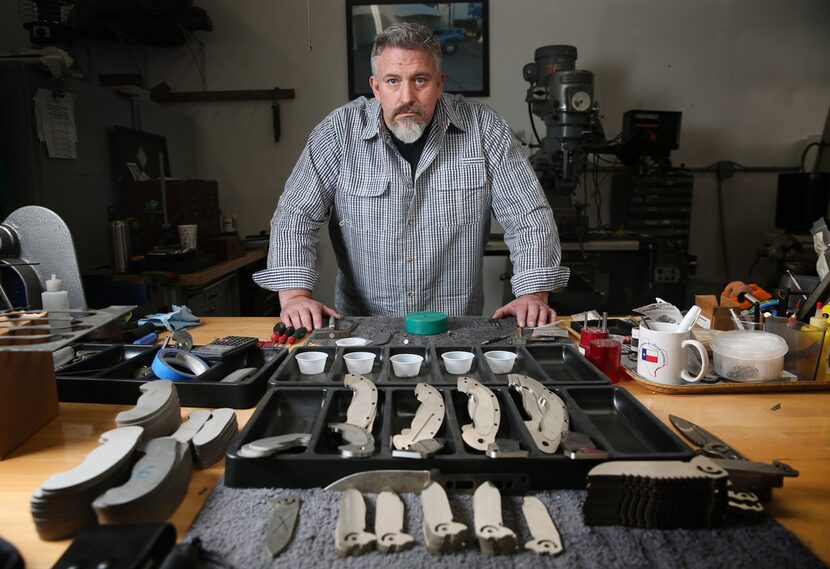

left=370, top=47, right=444, bottom=143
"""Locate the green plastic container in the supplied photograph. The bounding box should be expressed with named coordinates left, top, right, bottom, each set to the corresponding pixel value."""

left=404, top=311, right=449, bottom=335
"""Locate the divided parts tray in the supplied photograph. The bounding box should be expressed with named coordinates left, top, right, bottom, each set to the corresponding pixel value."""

left=269, top=343, right=611, bottom=386
left=56, top=343, right=287, bottom=408
left=226, top=383, right=692, bottom=492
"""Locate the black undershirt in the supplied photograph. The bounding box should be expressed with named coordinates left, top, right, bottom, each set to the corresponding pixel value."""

left=390, top=119, right=433, bottom=181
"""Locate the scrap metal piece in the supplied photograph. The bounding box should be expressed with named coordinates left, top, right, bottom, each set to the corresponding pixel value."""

left=344, top=374, right=378, bottom=432
left=325, top=470, right=431, bottom=494
left=486, top=439, right=529, bottom=459
left=507, top=374, right=569, bottom=454
left=560, top=432, right=608, bottom=460
left=421, top=481, right=467, bottom=554
left=334, top=488, right=375, bottom=557
left=392, top=383, right=445, bottom=450
left=473, top=481, right=517, bottom=556
left=392, top=438, right=444, bottom=459
left=171, top=330, right=193, bottom=351
left=375, top=490, right=414, bottom=553
left=522, top=496, right=563, bottom=556
left=220, top=367, right=257, bottom=383
left=311, top=316, right=354, bottom=340
left=265, top=496, right=300, bottom=558
left=328, top=422, right=375, bottom=458
left=238, top=433, right=312, bottom=458
left=458, top=377, right=500, bottom=452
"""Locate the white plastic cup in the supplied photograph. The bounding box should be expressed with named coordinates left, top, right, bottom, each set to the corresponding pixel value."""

left=343, top=351, right=377, bottom=374
left=335, top=337, right=369, bottom=347
left=441, top=351, right=475, bottom=374
left=389, top=353, right=424, bottom=378
left=177, top=224, right=198, bottom=251
left=484, top=350, right=517, bottom=374
left=295, top=351, right=328, bottom=375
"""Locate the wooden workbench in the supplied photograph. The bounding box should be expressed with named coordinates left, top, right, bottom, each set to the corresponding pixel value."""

left=1, top=317, right=828, bottom=567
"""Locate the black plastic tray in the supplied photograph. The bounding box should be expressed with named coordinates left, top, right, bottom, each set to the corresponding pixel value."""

left=225, top=384, right=692, bottom=491
left=268, top=344, right=611, bottom=386
left=55, top=343, right=287, bottom=408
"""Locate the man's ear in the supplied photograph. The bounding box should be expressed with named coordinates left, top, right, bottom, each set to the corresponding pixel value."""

left=437, top=72, right=445, bottom=95
left=369, top=75, right=380, bottom=99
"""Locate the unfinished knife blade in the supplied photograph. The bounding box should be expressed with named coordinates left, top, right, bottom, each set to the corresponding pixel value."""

left=344, top=374, right=378, bottom=432
left=421, top=481, right=467, bottom=554
left=238, top=433, right=312, bottom=458
left=171, top=410, right=211, bottom=444
left=584, top=455, right=730, bottom=529
left=375, top=489, right=414, bottom=553
left=92, top=437, right=192, bottom=524
left=329, top=422, right=374, bottom=458
left=392, top=383, right=444, bottom=450
left=334, top=488, right=375, bottom=557
left=325, top=470, right=430, bottom=493
left=473, top=481, right=517, bottom=556
left=264, top=496, right=300, bottom=557
left=458, top=377, right=500, bottom=452
left=486, top=439, right=528, bottom=458
left=507, top=374, right=569, bottom=453
left=522, top=496, right=563, bottom=556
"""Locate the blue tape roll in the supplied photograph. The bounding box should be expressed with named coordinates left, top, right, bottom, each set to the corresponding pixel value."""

left=151, top=348, right=210, bottom=381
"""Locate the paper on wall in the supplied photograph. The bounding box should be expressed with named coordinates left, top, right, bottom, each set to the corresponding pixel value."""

left=33, top=88, right=77, bottom=159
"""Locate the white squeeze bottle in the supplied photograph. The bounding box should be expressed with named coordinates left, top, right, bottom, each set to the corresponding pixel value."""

left=41, top=274, right=70, bottom=327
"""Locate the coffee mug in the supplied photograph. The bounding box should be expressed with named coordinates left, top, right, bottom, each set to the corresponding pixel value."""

left=636, top=323, right=709, bottom=384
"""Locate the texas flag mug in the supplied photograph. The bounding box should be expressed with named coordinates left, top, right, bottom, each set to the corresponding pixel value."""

left=636, top=322, right=709, bottom=385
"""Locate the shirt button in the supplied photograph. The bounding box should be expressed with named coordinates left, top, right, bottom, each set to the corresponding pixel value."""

left=406, top=218, right=413, bottom=225
left=407, top=291, right=414, bottom=297
left=406, top=256, right=413, bottom=262
left=405, top=182, right=413, bottom=189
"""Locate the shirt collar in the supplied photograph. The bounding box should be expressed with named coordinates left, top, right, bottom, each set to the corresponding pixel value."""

left=361, top=94, right=467, bottom=140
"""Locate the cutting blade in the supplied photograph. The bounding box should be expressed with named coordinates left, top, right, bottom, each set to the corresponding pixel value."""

left=669, top=415, right=746, bottom=460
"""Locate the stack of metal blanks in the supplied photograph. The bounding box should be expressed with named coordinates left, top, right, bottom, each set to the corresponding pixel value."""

left=115, top=380, right=181, bottom=439
left=30, top=426, right=143, bottom=540
left=92, top=437, right=192, bottom=524
left=583, top=455, right=729, bottom=529
left=191, top=408, right=238, bottom=468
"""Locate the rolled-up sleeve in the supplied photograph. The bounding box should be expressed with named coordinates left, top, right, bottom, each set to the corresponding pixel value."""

left=484, top=113, right=570, bottom=297
left=252, top=116, right=341, bottom=292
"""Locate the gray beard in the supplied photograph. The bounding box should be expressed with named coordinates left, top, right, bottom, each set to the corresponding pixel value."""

left=390, top=118, right=425, bottom=143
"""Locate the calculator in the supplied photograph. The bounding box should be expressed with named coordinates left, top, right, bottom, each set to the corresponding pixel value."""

left=190, top=336, right=259, bottom=360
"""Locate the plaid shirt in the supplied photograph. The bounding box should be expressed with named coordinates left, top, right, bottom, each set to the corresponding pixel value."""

left=253, top=94, right=569, bottom=316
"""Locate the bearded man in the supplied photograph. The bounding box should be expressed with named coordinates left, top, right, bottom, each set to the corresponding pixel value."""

left=254, top=22, right=569, bottom=329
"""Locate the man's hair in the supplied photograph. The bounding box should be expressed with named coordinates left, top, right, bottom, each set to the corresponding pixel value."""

left=370, top=22, right=442, bottom=77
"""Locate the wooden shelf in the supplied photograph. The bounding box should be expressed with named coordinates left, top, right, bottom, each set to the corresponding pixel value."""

left=175, top=248, right=266, bottom=288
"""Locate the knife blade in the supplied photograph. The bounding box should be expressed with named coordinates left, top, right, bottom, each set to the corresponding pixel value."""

left=668, top=414, right=746, bottom=460
left=264, top=496, right=300, bottom=557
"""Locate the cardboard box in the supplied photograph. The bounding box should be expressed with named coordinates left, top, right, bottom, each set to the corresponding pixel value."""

left=0, top=313, right=59, bottom=458
left=210, top=235, right=243, bottom=261
left=695, top=295, right=741, bottom=330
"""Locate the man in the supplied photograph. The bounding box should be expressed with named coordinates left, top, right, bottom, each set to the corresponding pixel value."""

left=254, top=23, right=569, bottom=330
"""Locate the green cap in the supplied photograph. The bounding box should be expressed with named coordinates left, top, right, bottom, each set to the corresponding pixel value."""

left=405, top=311, right=449, bottom=335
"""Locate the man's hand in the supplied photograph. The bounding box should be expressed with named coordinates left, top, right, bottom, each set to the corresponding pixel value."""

left=492, top=292, right=557, bottom=328
left=279, top=289, right=340, bottom=330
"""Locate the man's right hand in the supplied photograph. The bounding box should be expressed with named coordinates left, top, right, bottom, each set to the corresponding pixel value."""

left=278, top=289, right=340, bottom=331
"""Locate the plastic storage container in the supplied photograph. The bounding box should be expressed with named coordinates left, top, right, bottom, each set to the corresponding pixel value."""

left=711, top=330, right=788, bottom=382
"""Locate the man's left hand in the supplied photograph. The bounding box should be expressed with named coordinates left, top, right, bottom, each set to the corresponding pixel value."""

left=492, top=292, right=557, bottom=328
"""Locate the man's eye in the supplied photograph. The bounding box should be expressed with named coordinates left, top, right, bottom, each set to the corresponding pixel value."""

left=415, top=78, right=427, bottom=85
left=387, top=78, right=398, bottom=85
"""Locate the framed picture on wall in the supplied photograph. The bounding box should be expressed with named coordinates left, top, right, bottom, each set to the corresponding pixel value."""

left=346, top=0, right=490, bottom=100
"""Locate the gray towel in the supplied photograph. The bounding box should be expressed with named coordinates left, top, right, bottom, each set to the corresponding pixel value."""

left=185, top=480, right=826, bottom=568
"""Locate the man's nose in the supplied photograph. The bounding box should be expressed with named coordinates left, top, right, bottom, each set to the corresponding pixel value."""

left=400, top=80, right=414, bottom=103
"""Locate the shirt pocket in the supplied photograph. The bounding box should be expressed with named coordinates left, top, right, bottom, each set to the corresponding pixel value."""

left=435, top=158, right=487, bottom=228
left=336, top=178, right=390, bottom=232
